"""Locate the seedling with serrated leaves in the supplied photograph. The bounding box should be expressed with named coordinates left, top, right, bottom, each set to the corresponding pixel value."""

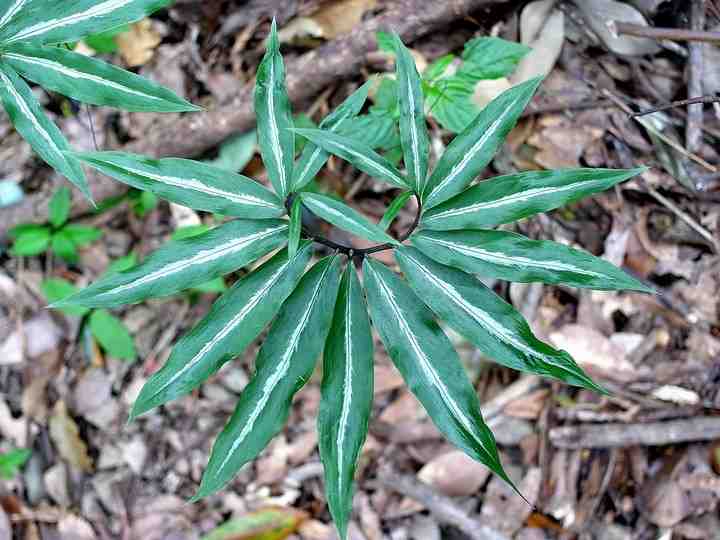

left=0, top=0, right=199, bottom=200
left=52, top=22, right=652, bottom=538
left=9, top=186, right=102, bottom=263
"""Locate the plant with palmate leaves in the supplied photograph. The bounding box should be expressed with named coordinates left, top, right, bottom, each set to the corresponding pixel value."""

left=0, top=0, right=198, bottom=200
left=52, top=22, right=652, bottom=538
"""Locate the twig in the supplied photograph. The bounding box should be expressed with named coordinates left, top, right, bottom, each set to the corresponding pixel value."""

left=687, top=0, right=706, bottom=153
left=612, top=21, right=720, bottom=43
left=630, top=96, right=720, bottom=117
left=549, top=417, right=720, bottom=448
left=377, top=466, right=510, bottom=540
left=645, top=182, right=720, bottom=252
left=601, top=88, right=717, bottom=172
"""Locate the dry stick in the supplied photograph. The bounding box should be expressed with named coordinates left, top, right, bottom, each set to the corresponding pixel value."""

left=631, top=96, right=720, bottom=117
left=0, top=0, right=512, bottom=238
left=687, top=0, right=706, bottom=153
left=550, top=417, right=720, bottom=449
left=602, top=88, right=717, bottom=172
left=377, top=466, right=510, bottom=540
left=612, top=21, right=720, bottom=43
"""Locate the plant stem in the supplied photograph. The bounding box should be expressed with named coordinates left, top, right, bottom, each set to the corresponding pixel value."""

left=285, top=193, right=422, bottom=261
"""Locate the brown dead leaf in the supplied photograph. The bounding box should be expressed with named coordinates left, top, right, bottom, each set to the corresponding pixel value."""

left=512, top=0, right=565, bottom=84
left=549, top=324, right=637, bottom=381
left=481, top=468, right=542, bottom=536
left=57, top=514, right=96, bottom=540
left=116, top=19, right=161, bottom=67
left=417, top=451, right=491, bottom=497
left=49, top=401, right=93, bottom=472
left=528, top=115, right=605, bottom=169
left=373, top=363, right=405, bottom=395
left=201, top=506, right=308, bottom=540
left=279, top=0, right=377, bottom=42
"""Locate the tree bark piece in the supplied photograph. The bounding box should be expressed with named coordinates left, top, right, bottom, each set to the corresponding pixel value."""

left=686, top=0, right=706, bottom=153
left=0, top=0, right=510, bottom=237
left=550, top=417, right=720, bottom=449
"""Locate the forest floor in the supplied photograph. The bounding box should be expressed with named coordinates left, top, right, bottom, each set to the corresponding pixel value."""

left=1, top=0, right=720, bottom=539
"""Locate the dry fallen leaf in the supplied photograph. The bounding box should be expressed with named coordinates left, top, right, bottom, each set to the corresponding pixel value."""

left=511, top=0, right=565, bottom=84
left=417, top=450, right=491, bottom=497
left=116, top=19, right=161, bottom=67
left=201, top=506, right=308, bottom=540
left=279, top=0, right=377, bottom=42
left=49, top=401, right=94, bottom=472
left=549, top=324, right=637, bottom=381
left=577, top=0, right=661, bottom=56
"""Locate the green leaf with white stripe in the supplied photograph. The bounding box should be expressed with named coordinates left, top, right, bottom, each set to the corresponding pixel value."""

left=319, top=265, right=373, bottom=540
left=3, top=43, right=199, bottom=112
left=393, top=34, right=429, bottom=193
left=51, top=219, right=288, bottom=308
left=412, top=229, right=652, bottom=292
left=194, top=256, right=342, bottom=499
left=70, top=151, right=284, bottom=219
left=0, top=0, right=171, bottom=45
left=292, top=128, right=408, bottom=189
left=0, top=62, right=89, bottom=198
left=288, top=197, right=302, bottom=257
left=379, top=191, right=413, bottom=231
left=292, top=81, right=371, bottom=191
left=130, top=244, right=313, bottom=420
left=300, top=192, right=398, bottom=246
left=363, top=257, right=514, bottom=487
left=422, top=77, right=541, bottom=209
left=395, top=247, right=605, bottom=393
left=255, top=19, right=294, bottom=198
left=422, top=168, right=646, bottom=230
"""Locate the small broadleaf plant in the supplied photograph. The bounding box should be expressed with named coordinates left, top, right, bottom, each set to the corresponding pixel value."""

left=52, top=22, right=652, bottom=538
left=9, top=185, right=102, bottom=262
left=0, top=0, right=199, bottom=200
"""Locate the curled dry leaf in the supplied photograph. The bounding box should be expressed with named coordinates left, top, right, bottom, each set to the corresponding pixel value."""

left=49, top=401, right=93, bottom=473
left=278, top=0, right=377, bottom=42
left=577, top=0, right=661, bottom=56
left=116, top=19, right=162, bottom=67
left=200, top=506, right=308, bottom=540
left=511, top=0, right=565, bottom=84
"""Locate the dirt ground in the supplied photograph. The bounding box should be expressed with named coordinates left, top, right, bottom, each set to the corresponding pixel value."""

left=1, top=0, right=720, bottom=539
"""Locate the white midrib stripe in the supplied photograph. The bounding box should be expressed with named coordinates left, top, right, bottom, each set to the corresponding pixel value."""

left=0, top=69, right=64, bottom=163
left=370, top=265, right=489, bottom=453
left=268, top=56, right=287, bottom=195
left=422, top=236, right=603, bottom=278
left=404, top=253, right=550, bottom=364
left=308, top=198, right=379, bottom=242
left=328, top=138, right=403, bottom=186
left=96, top=225, right=284, bottom=299
left=428, top=97, right=519, bottom=201
left=152, top=261, right=291, bottom=400
left=405, top=74, right=422, bottom=190
left=8, top=0, right=135, bottom=42
left=0, top=0, right=28, bottom=30
left=296, top=110, right=353, bottom=185
left=426, top=180, right=604, bottom=222
left=116, top=164, right=277, bottom=209
left=336, top=279, right=354, bottom=495
left=3, top=53, right=161, bottom=101
left=217, top=261, right=333, bottom=476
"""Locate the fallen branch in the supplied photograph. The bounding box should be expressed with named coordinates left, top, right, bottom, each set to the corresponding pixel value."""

left=612, top=21, right=720, bottom=43
left=377, top=466, right=510, bottom=540
left=0, top=0, right=510, bottom=237
left=550, top=417, right=720, bottom=449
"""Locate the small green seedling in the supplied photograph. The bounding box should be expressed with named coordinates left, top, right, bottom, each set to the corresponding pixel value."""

left=0, top=447, right=30, bottom=480
left=9, top=186, right=102, bottom=263
left=42, top=262, right=136, bottom=361
left=53, top=22, right=652, bottom=538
